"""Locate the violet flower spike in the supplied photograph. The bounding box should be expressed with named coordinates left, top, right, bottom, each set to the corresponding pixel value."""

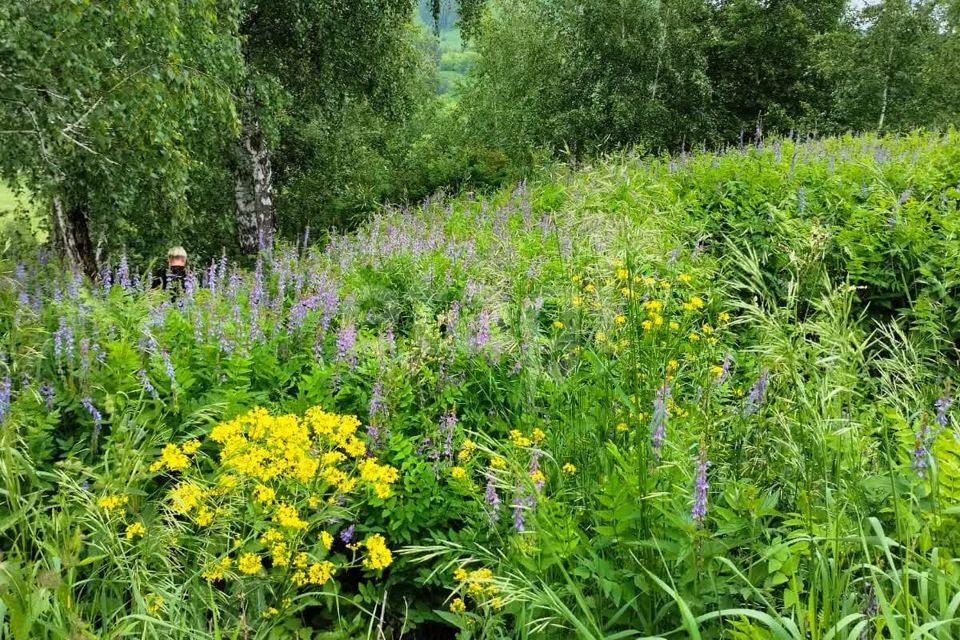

left=912, top=420, right=933, bottom=478
left=935, top=393, right=952, bottom=431
left=81, top=397, right=103, bottom=434
left=39, top=383, right=55, bottom=409
left=744, top=368, right=770, bottom=416
left=650, top=383, right=670, bottom=461
left=691, top=440, right=710, bottom=528
left=0, top=376, right=11, bottom=423
left=485, top=473, right=501, bottom=524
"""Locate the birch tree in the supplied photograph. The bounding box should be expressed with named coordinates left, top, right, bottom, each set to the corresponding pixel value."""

left=0, top=0, right=242, bottom=274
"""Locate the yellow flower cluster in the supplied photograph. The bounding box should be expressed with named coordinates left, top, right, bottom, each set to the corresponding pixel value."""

left=362, top=533, right=393, bottom=570
left=452, top=566, right=502, bottom=611
left=202, top=557, right=233, bottom=582
left=145, top=593, right=163, bottom=614
left=274, top=502, right=308, bottom=530
left=292, top=560, right=336, bottom=587
left=238, top=552, right=262, bottom=575
left=509, top=429, right=531, bottom=447
left=458, top=438, right=476, bottom=462
left=682, top=296, right=706, bottom=312
left=98, top=495, right=128, bottom=513
left=125, top=522, right=146, bottom=539
left=146, top=406, right=405, bottom=598
left=169, top=481, right=204, bottom=514
left=561, top=463, right=577, bottom=475
left=149, top=438, right=200, bottom=473
left=666, top=399, right=690, bottom=418
left=357, top=457, right=400, bottom=499
left=321, top=531, right=334, bottom=550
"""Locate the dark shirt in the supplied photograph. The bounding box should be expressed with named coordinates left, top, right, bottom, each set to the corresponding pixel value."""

left=151, top=265, right=188, bottom=299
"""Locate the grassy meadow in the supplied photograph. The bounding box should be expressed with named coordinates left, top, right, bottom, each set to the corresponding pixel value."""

left=2, top=131, right=960, bottom=638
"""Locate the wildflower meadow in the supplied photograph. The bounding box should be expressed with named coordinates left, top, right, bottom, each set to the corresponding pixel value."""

left=4, top=130, right=960, bottom=639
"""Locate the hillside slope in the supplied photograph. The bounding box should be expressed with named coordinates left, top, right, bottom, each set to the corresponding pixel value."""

left=2, top=131, right=960, bottom=638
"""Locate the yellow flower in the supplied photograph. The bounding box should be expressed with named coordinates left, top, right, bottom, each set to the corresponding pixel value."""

left=688, top=333, right=700, bottom=343
left=710, top=364, right=724, bottom=378
left=453, top=567, right=468, bottom=581
left=308, top=494, right=320, bottom=508
left=616, top=268, right=629, bottom=281
left=552, top=320, right=564, bottom=330
left=490, top=596, right=504, bottom=609
left=669, top=321, right=680, bottom=331
left=561, top=463, right=577, bottom=475
left=451, top=466, right=467, bottom=480
left=274, top=502, right=308, bottom=530
left=202, top=556, right=232, bottom=582
left=659, top=280, right=671, bottom=289
left=702, top=324, right=714, bottom=335
left=195, top=506, right=214, bottom=527
left=529, top=470, right=546, bottom=486
left=321, top=531, right=333, bottom=550
left=450, top=598, right=467, bottom=613
left=98, top=495, right=128, bottom=513
left=490, top=456, right=506, bottom=469
left=571, top=274, right=583, bottom=284
left=458, top=439, right=476, bottom=462
left=181, top=439, right=201, bottom=455
left=168, top=481, right=203, bottom=514
left=262, top=607, right=279, bottom=619
left=678, top=273, right=692, bottom=283
left=154, top=443, right=189, bottom=472
left=616, top=422, right=629, bottom=433
left=572, top=295, right=583, bottom=307
left=358, top=458, right=399, bottom=497
left=509, top=430, right=531, bottom=447
left=306, top=561, right=336, bottom=585
left=584, top=283, right=595, bottom=293
left=614, top=314, right=627, bottom=326
left=595, top=331, right=607, bottom=343
left=217, top=474, right=238, bottom=492
left=668, top=359, right=679, bottom=371
left=125, top=522, right=146, bottom=540
left=259, top=529, right=284, bottom=545
left=145, top=593, right=163, bottom=614
left=531, top=428, right=546, bottom=444
left=238, top=553, right=261, bottom=575
left=690, top=296, right=705, bottom=310
left=718, top=312, right=731, bottom=323
left=641, top=320, right=653, bottom=331
left=362, top=534, right=392, bottom=570
left=620, top=287, right=632, bottom=297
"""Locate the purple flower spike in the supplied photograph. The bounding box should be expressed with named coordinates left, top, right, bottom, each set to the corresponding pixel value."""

left=512, top=493, right=525, bottom=533
left=81, top=397, right=103, bottom=434
left=39, top=383, right=55, bottom=409
left=650, top=383, right=670, bottom=460
left=335, top=324, right=358, bottom=369
left=0, top=376, right=11, bottom=423
left=485, top=473, right=501, bottom=524
left=744, top=368, right=770, bottom=416
left=935, top=393, right=952, bottom=431
left=691, top=439, right=710, bottom=527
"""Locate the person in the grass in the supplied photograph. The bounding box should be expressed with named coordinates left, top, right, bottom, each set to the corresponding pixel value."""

left=152, top=245, right=189, bottom=296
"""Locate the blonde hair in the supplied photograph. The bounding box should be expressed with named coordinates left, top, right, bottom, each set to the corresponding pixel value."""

left=167, top=246, right=187, bottom=260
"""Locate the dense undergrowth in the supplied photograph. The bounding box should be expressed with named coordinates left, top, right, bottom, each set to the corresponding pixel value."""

left=3, top=131, right=960, bottom=638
